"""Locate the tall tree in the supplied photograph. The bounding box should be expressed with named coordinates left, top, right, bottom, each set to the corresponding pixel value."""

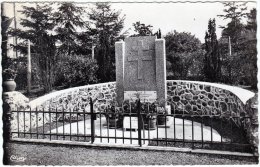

left=165, top=31, right=203, bottom=80
left=218, top=2, right=257, bottom=89
left=218, top=2, right=247, bottom=52
left=53, top=2, right=85, bottom=55
left=240, top=8, right=257, bottom=89
left=8, top=4, right=56, bottom=93
left=246, top=8, right=256, bottom=31
left=88, top=3, right=125, bottom=82
left=1, top=12, right=13, bottom=69
left=204, top=18, right=221, bottom=82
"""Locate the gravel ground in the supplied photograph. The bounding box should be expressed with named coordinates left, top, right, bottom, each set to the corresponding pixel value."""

left=5, top=142, right=258, bottom=165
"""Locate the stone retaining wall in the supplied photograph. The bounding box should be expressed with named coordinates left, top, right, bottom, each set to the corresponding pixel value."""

left=166, top=80, right=257, bottom=155
left=31, top=81, right=255, bottom=115
left=30, top=82, right=117, bottom=112
left=167, top=80, right=247, bottom=126
left=5, top=80, right=257, bottom=155
left=6, top=83, right=116, bottom=134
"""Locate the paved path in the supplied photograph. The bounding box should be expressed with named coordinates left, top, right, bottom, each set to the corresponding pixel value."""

left=48, top=116, right=226, bottom=146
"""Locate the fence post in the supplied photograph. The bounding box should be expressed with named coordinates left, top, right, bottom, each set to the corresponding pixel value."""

left=137, top=99, right=142, bottom=147
left=90, top=98, right=95, bottom=144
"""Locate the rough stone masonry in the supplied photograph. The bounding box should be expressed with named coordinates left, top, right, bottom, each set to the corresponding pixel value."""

left=115, top=36, right=166, bottom=105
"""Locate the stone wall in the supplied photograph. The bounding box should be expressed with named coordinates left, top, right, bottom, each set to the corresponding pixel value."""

left=5, top=80, right=257, bottom=154
left=167, top=80, right=248, bottom=126
left=166, top=80, right=258, bottom=155
left=30, top=82, right=116, bottom=112
left=31, top=81, right=255, bottom=115
left=5, top=83, right=116, bottom=134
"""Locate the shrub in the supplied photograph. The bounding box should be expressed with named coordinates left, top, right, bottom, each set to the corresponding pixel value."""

left=54, top=55, right=99, bottom=87
left=2, top=68, right=17, bottom=80
left=3, top=57, right=41, bottom=90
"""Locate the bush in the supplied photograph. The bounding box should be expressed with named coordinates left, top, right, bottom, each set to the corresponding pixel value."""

left=3, top=57, right=41, bottom=90
left=54, top=55, right=99, bottom=87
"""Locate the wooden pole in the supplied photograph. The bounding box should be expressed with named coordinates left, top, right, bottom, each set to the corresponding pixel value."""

left=27, top=39, right=31, bottom=94
left=228, top=36, right=232, bottom=82
left=92, top=45, right=95, bottom=59
left=13, top=2, right=18, bottom=58
left=228, top=36, right=231, bottom=56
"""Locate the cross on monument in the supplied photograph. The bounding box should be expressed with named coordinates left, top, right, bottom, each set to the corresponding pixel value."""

left=127, top=40, right=153, bottom=80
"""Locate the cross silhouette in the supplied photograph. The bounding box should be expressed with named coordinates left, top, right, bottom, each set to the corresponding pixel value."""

left=128, top=40, right=153, bottom=80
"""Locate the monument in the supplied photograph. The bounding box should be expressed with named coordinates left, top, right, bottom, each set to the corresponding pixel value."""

left=115, top=36, right=166, bottom=105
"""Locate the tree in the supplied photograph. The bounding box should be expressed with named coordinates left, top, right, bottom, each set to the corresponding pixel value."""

left=218, top=2, right=257, bottom=89
left=132, top=21, right=161, bottom=38
left=246, top=8, right=256, bottom=31
left=8, top=4, right=56, bottom=93
left=218, top=2, right=247, bottom=52
left=240, top=8, right=257, bottom=89
left=204, top=18, right=221, bottom=82
left=132, top=21, right=153, bottom=36
left=1, top=14, right=13, bottom=69
left=88, top=3, right=125, bottom=82
left=165, top=31, right=203, bottom=80
left=53, top=2, right=86, bottom=55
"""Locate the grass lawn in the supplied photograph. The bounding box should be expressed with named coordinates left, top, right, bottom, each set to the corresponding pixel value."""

left=5, top=142, right=258, bottom=165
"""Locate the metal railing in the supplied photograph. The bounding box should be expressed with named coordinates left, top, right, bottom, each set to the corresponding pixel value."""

left=11, top=98, right=253, bottom=153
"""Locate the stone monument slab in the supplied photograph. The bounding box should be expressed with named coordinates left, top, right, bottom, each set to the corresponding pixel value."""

left=124, top=91, right=157, bottom=102
left=115, top=36, right=166, bottom=105
left=124, top=36, right=156, bottom=91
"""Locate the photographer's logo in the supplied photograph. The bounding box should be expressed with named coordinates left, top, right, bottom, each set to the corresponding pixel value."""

left=10, top=155, right=26, bottom=162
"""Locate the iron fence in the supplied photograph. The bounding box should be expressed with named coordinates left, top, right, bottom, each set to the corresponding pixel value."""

left=10, top=99, right=253, bottom=153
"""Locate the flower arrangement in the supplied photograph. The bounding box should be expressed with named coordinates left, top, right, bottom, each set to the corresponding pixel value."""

left=105, top=101, right=123, bottom=119
left=105, top=101, right=124, bottom=128
left=105, top=99, right=168, bottom=129
left=3, top=68, right=17, bottom=80
left=105, top=105, right=123, bottom=119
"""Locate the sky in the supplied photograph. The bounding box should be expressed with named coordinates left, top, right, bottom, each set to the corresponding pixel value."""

left=3, top=1, right=257, bottom=42
left=111, top=2, right=256, bottom=41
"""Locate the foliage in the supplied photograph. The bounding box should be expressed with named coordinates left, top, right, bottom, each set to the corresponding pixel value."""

left=217, top=2, right=248, bottom=23
left=87, top=2, right=125, bottom=82
left=122, top=100, right=163, bottom=120
left=131, top=21, right=161, bottom=38
left=105, top=101, right=123, bottom=119
left=218, top=3, right=257, bottom=89
left=7, top=3, right=102, bottom=92
left=8, top=4, right=56, bottom=93
left=218, top=2, right=248, bottom=52
left=54, top=55, right=99, bottom=88
left=132, top=21, right=153, bottom=36
left=204, top=18, right=221, bottom=82
left=3, top=68, right=17, bottom=80
left=1, top=15, right=13, bottom=69
left=165, top=31, right=204, bottom=80
left=4, top=57, right=41, bottom=90
left=246, top=8, right=256, bottom=31
left=53, top=2, right=86, bottom=55
left=235, top=9, right=257, bottom=89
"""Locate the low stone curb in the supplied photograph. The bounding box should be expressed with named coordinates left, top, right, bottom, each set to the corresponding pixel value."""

left=10, top=138, right=255, bottom=157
